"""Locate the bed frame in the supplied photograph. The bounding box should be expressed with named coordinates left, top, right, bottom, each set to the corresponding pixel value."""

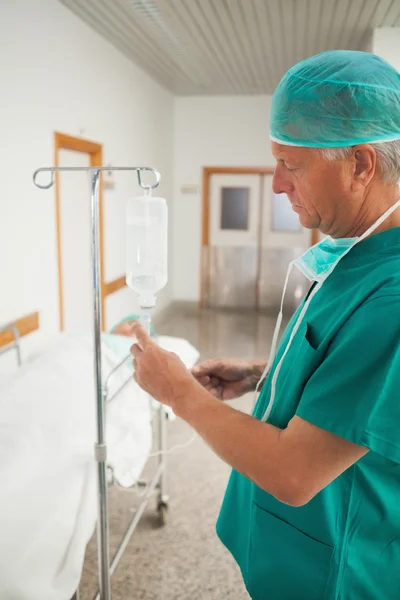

left=0, top=314, right=169, bottom=600
left=0, top=312, right=39, bottom=364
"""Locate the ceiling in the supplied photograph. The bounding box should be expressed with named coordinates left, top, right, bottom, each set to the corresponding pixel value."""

left=60, top=0, right=400, bottom=95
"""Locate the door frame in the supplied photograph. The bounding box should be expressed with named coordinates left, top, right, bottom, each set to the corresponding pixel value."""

left=54, top=132, right=105, bottom=330
left=200, top=166, right=319, bottom=308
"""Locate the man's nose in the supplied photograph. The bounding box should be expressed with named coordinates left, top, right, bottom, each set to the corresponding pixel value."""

left=272, top=164, right=294, bottom=195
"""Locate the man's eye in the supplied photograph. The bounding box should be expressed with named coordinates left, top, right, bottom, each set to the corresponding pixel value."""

left=286, top=165, right=298, bottom=172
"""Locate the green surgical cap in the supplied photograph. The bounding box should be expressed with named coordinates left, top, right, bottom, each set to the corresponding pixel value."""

left=270, top=50, right=400, bottom=148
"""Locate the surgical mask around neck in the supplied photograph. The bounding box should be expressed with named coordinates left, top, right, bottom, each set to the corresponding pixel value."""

left=294, top=236, right=357, bottom=283
left=255, top=198, right=400, bottom=422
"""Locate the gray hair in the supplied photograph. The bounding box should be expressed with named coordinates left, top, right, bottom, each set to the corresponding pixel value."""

left=321, top=140, right=400, bottom=184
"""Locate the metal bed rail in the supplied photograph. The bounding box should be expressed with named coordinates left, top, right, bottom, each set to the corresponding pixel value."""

left=103, top=353, right=133, bottom=406
left=0, top=322, right=22, bottom=366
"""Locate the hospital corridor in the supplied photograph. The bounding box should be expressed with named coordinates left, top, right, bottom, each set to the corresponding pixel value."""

left=1, top=1, right=400, bottom=599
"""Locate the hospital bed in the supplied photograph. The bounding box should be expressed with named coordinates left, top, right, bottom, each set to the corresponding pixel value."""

left=0, top=313, right=199, bottom=600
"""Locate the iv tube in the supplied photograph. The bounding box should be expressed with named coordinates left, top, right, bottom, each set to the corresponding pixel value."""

left=140, top=311, right=152, bottom=335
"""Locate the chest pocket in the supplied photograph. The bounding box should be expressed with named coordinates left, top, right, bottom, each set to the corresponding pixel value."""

left=265, top=322, right=325, bottom=429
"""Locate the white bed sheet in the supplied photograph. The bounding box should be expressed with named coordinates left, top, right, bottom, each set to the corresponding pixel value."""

left=0, top=332, right=199, bottom=600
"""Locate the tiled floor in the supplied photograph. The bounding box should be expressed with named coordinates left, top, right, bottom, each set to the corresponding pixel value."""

left=80, top=305, right=279, bottom=599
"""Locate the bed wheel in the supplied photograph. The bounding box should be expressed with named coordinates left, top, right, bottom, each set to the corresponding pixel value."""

left=157, top=501, right=168, bottom=526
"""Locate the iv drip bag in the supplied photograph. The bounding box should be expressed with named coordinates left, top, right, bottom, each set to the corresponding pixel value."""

left=126, top=195, right=168, bottom=309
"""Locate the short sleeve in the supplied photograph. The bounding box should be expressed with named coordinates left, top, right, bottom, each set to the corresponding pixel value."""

left=296, top=295, right=400, bottom=463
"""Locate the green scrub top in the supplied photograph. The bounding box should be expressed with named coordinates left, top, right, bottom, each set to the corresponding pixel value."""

left=217, top=227, right=400, bottom=600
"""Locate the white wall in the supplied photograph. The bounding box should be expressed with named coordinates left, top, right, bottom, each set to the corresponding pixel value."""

left=0, top=0, right=174, bottom=367
left=372, top=27, right=400, bottom=70
left=173, top=95, right=273, bottom=301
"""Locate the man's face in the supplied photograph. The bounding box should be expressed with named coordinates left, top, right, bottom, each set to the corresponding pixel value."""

left=271, top=142, right=354, bottom=236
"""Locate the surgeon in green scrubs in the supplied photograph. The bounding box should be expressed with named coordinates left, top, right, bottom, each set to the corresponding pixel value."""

left=130, top=50, right=400, bottom=599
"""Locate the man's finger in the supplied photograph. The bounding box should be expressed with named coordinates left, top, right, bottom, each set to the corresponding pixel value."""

left=192, top=362, right=213, bottom=376
left=209, top=386, right=223, bottom=399
left=130, top=322, right=153, bottom=348
left=193, top=375, right=210, bottom=385
left=130, top=343, right=143, bottom=358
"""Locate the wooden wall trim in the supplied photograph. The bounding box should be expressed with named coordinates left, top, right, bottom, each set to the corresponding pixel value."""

left=202, top=169, right=211, bottom=246
left=0, top=312, right=39, bottom=349
left=54, top=132, right=102, bottom=155
left=54, top=132, right=105, bottom=329
left=200, top=168, right=210, bottom=306
left=104, top=276, right=126, bottom=297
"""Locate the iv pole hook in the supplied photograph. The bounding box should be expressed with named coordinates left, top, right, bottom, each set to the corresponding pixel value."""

left=33, top=166, right=161, bottom=191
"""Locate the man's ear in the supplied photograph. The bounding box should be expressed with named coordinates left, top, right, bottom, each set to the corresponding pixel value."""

left=353, top=145, right=376, bottom=188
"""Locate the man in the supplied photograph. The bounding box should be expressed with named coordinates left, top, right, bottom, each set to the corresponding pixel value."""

left=130, top=51, right=400, bottom=599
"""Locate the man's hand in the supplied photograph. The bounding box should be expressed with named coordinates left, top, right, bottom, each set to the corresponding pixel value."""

left=191, top=358, right=267, bottom=400
left=130, top=323, right=199, bottom=408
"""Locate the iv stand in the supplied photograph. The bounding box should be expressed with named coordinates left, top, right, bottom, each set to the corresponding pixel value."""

left=33, top=166, right=161, bottom=600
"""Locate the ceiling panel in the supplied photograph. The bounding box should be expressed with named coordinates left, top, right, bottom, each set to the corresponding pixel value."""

left=60, top=0, right=400, bottom=95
